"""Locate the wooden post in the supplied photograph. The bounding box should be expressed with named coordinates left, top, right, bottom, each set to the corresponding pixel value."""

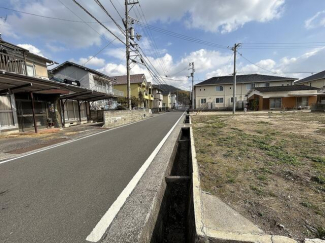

left=30, top=92, right=38, bottom=133
left=8, top=90, right=15, bottom=127
left=78, top=100, right=81, bottom=123
left=61, top=99, right=65, bottom=128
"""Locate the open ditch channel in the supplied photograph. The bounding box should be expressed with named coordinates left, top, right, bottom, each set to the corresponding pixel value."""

left=151, top=123, right=196, bottom=243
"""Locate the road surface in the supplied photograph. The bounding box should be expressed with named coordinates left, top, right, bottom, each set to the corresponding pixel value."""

left=0, top=112, right=183, bottom=243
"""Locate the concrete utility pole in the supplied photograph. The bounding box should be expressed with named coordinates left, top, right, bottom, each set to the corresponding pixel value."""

left=232, top=43, right=240, bottom=114
left=125, top=0, right=131, bottom=110
left=125, top=0, right=138, bottom=110
left=190, top=62, right=195, bottom=109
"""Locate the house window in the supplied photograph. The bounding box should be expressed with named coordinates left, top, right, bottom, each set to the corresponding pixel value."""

left=216, top=86, right=223, bottom=91
left=230, top=97, right=237, bottom=103
left=201, top=99, right=206, bottom=104
left=297, top=97, right=308, bottom=107
left=26, top=64, right=35, bottom=77
left=259, top=83, right=267, bottom=87
left=270, top=98, right=282, bottom=109
left=246, top=84, right=253, bottom=90
left=216, top=98, right=224, bottom=103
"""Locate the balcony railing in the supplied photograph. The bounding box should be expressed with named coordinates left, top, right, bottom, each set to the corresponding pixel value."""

left=154, top=93, right=163, bottom=100
left=93, top=85, right=124, bottom=97
left=0, top=52, right=26, bottom=75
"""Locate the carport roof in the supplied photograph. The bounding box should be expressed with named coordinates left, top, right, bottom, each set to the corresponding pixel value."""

left=0, top=71, right=115, bottom=101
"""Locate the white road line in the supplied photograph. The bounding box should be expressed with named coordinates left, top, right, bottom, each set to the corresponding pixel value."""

left=0, top=113, right=167, bottom=166
left=86, top=112, right=185, bottom=242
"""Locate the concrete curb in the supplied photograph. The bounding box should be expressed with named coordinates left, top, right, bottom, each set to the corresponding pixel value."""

left=190, top=123, right=299, bottom=243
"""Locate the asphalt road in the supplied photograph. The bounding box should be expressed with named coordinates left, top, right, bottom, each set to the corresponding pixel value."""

left=0, top=112, right=183, bottom=243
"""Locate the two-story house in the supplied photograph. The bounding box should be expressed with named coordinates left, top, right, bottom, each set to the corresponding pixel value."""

left=112, top=74, right=154, bottom=109
left=194, top=74, right=296, bottom=110
left=0, top=38, right=62, bottom=133
left=50, top=61, right=124, bottom=126
left=152, top=85, right=163, bottom=111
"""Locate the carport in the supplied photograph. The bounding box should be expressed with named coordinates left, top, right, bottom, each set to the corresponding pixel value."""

left=0, top=71, right=115, bottom=133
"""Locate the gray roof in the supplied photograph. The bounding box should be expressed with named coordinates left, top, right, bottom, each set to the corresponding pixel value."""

left=296, top=70, right=325, bottom=84
left=111, top=74, right=146, bottom=85
left=254, top=85, right=319, bottom=93
left=195, top=74, right=296, bottom=86
left=50, top=61, right=111, bottom=80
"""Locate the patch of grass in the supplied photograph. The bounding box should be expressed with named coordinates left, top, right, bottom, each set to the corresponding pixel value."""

left=250, top=185, right=265, bottom=196
left=306, top=155, right=325, bottom=164
left=257, top=174, right=267, bottom=181
left=311, top=175, right=325, bottom=185
left=257, top=121, right=271, bottom=125
left=316, top=227, right=325, bottom=239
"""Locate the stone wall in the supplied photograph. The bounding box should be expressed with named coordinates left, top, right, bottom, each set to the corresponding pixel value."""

left=103, top=109, right=152, bottom=128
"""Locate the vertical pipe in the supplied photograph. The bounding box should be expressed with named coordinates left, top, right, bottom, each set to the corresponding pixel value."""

left=30, top=92, right=38, bottom=133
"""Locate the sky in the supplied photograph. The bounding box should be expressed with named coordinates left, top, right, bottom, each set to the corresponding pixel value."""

left=1, top=0, right=325, bottom=90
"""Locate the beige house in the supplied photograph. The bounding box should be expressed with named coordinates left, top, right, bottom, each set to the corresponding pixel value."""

left=194, top=74, right=296, bottom=110
left=152, top=85, right=163, bottom=111
left=295, top=70, right=325, bottom=89
left=247, top=85, right=319, bottom=110
left=162, top=91, right=171, bottom=110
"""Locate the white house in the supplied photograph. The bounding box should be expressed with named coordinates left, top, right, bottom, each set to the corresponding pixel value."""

left=194, top=74, right=296, bottom=110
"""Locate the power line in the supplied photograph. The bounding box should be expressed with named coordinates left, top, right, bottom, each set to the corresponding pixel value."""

left=57, top=0, right=102, bottom=37
left=94, top=0, right=125, bottom=36
left=109, top=0, right=123, bottom=21
left=72, top=0, right=125, bottom=45
left=136, top=4, right=169, bottom=75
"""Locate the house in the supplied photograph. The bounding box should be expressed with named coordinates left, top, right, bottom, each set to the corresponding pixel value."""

left=162, top=91, right=171, bottom=110
left=152, top=85, right=163, bottom=111
left=295, top=70, right=325, bottom=105
left=0, top=39, right=117, bottom=133
left=295, top=70, right=325, bottom=89
left=112, top=74, right=153, bottom=108
left=171, top=93, right=177, bottom=109
left=194, top=74, right=296, bottom=110
left=246, top=85, right=319, bottom=110
left=50, top=61, right=123, bottom=111
left=0, top=38, right=60, bottom=133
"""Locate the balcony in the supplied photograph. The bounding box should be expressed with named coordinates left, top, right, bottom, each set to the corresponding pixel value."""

left=154, top=93, right=163, bottom=101
left=93, top=86, right=124, bottom=97
left=0, top=52, right=26, bottom=75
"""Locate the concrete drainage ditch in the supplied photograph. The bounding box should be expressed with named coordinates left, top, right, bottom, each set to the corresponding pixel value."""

left=151, top=125, right=195, bottom=243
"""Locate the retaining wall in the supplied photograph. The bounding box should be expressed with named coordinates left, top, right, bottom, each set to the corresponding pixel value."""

left=103, top=109, right=152, bottom=128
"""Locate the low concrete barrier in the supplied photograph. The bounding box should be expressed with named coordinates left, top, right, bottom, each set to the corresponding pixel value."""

left=103, top=109, right=152, bottom=128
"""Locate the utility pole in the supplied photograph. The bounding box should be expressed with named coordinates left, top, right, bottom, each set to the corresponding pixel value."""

left=125, top=0, right=131, bottom=110
left=232, top=43, right=240, bottom=114
left=125, top=0, right=138, bottom=110
left=189, top=62, right=195, bottom=109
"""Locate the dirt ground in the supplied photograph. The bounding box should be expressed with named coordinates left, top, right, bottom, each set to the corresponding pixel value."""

left=192, top=111, right=325, bottom=241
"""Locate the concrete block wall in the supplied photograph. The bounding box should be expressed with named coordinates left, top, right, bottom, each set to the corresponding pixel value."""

left=103, top=110, right=152, bottom=128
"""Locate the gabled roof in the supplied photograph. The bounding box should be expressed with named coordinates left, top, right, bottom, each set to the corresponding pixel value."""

left=50, top=61, right=111, bottom=80
left=253, top=85, right=319, bottom=93
left=0, top=39, right=55, bottom=64
left=295, top=70, right=325, bottom=84
left=111, top=74, right=146, bottom=85
left=195, top=74, right=296, bottom=86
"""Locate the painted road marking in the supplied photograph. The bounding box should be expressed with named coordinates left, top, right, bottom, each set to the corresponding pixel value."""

left=86, top=112, right=185, bottom=242
left=0, top=113, right=167, bottom=166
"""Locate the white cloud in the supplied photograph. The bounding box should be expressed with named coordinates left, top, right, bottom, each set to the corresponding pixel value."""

left=305, top=11, right=325, bottom=29
left=3, top=0, right=125, bottom=48
left=17, top=44, right=44, bottom=56
left=78, top=56, right=106, bottom=67
left=46, top=43, right=66, bottom=52
left=140, top=0, right=285, bottom=33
